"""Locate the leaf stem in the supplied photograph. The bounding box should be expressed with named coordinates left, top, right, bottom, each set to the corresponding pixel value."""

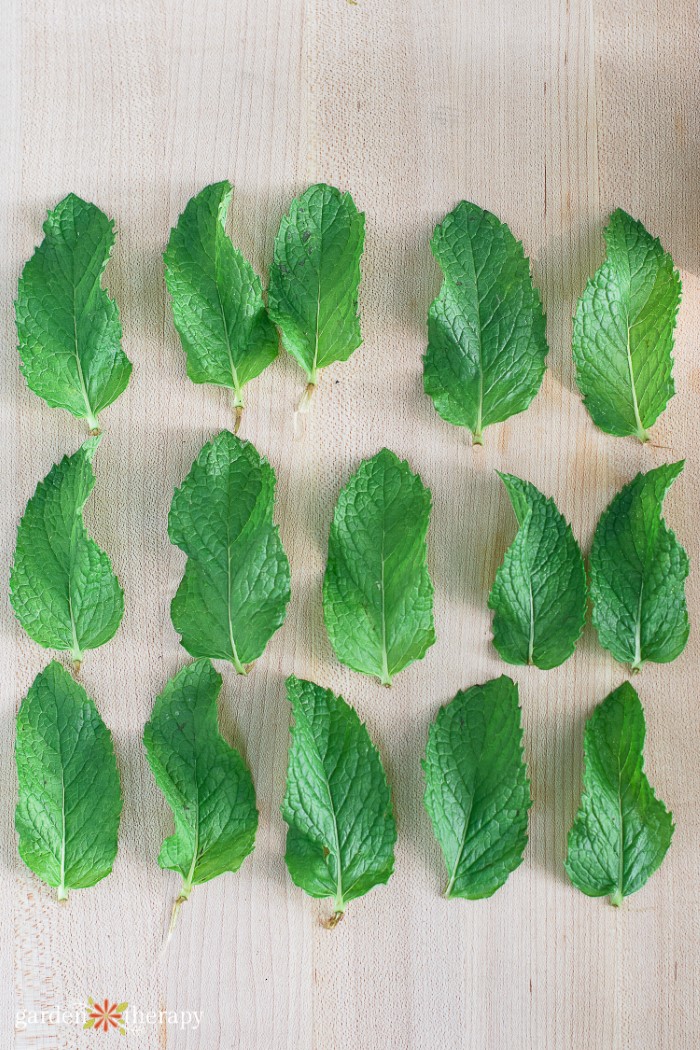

left=57, top=883, right=68, bottom=902
left=231, top=655, right=249, bottom=676
left=71, top=646, right=83, bottom=676
left=233, top=405, right=243, bottom=435
left=610, top=887, right=624, bottom=907
left=322, top=907, right=345, bottom=929
left=297, top=381, right=317, bottom=414
left=163, top=881, right=193, bottom=949
left=472, top=430, right=484, bottom=447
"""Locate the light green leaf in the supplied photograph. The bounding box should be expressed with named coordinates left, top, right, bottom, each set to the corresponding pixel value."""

left=590, top=461, right=689, bottom=670
left=144, top=659, right=258, bottom=904
left=573, top=209, right=681, bottom=441
left=268, top=183, right=365, bottom=397
left=15, top=661, right=122, bottom=899
left=10, top=438, right=124, bottom=668
left=163, top=181, right=278, bottom=427
left=565, top=682, right=673, bottom=905
left=282, top=676, right=396, bottom=924
left=16, top=194, right=132, bottom=431
left=423, top=676, right=530, bottom=899
left=169, top=431, right=291, bottom=673
left=488, top=473, right=587, bottom=669
left=323, top=448, right=435, bottom=686
left=423, top=201, right=548, bottom=445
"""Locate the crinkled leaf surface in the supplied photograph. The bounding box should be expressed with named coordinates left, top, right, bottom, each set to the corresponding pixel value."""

left=488, top=473, right=587, bottom=669
left=10, top=437, right=124, bottom=665
left=16, top=193, right=132, bottom=430
left=565, top=682, right=673, bottom=904
left=282, top=676, right=396, bottom=920
left=323, top=448, right=435, bottom=685
left=423, top=201, right=548, bottom=444
left=423, top=676, right=530, bottom=899
left=268, top=183, right=364, bottom=385
left=573, top=209, right=681, bottom=441
left=144, top=659, right=258, bottom=897
left=164, top=181, right=278, bottom=411
left=590, top=461, right=688, bottom=670
left=15, top=661, right=121, bottom=898
left=169, top=430, right=291, bottom=673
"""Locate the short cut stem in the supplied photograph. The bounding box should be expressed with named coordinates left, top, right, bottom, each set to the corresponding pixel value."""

left=297, top=382, right=317, bottom=414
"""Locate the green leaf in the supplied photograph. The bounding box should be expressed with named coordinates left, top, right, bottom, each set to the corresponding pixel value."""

left=423, top=201, right=548, bottom=445
left=590, top=461, right=689, bottom=670
left=423, top=676, right=530, bottom=899
left=144, top=659, right=258, bottom=903
left=323, top=448, right=435, bottom=686
left=10, top=438, right=124, bottom=668
left=15, top=661, right=122, bottom=899
left=282, top=676, right=396, bottom=923
left=169, top=431, right=291, bottom=673
left=488, top=473, right=587, bottom=669
left=573, top=209, right=681, bottom=442
left=16, top=194, right=132, bottom=431
left=163, top=181, right=278, bottom=426
left=565, top=682, right=673, bottom=905
left=268, top=183, right=365, bottom=395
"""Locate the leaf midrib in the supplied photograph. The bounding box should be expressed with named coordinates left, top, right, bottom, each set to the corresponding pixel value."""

left=304, top=721, right=344, bottom=908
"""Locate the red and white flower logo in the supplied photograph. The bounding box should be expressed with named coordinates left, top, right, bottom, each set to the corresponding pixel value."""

left=84, top=998, right=128, bottom=1034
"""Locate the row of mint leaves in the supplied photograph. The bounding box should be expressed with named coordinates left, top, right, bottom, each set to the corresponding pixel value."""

left=16, top=186, right=681, bottom=443
left=16, top=660, right=672, bottom=920
left=10, top=435, right=689, bottom=676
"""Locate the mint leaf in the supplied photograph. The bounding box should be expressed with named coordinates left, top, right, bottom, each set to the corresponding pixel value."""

left=16, top=194, right=132, bottom=431
left=488, top=473, right=587, bottom=668
left=169, top=431, right=291, bottom=673
left=423, top=202, right=548, bottom=445
left=10, top=438, right=124, bottom=669
left=144, top=659, right=258, bottom=912
left=590, top=461, right=689, bottom=670
left=323, top=448, right=435, bottom=685
left=15, top=661, right=122, bottom=899
left=423, top=676, right=530, bottom=899
left=565, top=682, right=673, bottom=905
left=268, top=184, right=364, bottom=402
left=282, top=676, right=396, bottom=925
left=164, top=182, right=278, bottom=430
left=573, top=210, right=681, bottom=442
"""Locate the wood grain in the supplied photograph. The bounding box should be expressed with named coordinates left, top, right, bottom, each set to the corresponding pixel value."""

left=2, top=0, right=699, bottom=1046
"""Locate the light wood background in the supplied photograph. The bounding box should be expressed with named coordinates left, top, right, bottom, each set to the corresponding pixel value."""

left=2, top=0, right=699, bottom=1047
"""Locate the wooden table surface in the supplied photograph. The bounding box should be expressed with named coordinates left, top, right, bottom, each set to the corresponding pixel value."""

left=2, top=1, right=699, bottom=1047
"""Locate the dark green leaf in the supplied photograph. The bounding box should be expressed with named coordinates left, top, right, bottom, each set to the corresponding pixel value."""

left=10, top=438, right=124, bottom=667
left=488, top=473, right=587, bottom=668
left=15, top=661, right=122, bottom=899
left=573, top=209, right=681, bottom=441
left=590, top=461, right=689, bottom=670
left=423, top=202, right=548, bottom=445
left=323, top=448, right=435, bottom=685
left=16, top=194, right=132, bottom=430
left=169, top=431, right=291, bottom=673
left=565, top=682, right=673, bottom=904
left=282, top=676, right=396, bottom=923
left=423, top=676, right=530, bottom=899
left=144, top=659, right=258, bottom=902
